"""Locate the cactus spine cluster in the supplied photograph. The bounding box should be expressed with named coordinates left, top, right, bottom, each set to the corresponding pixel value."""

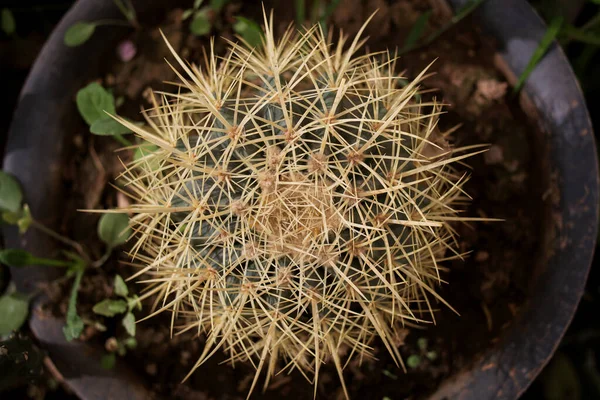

left=116, top=12, right=481, bottom=399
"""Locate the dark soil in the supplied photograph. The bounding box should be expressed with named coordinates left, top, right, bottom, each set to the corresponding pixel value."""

left=43, top=0, right=547, bottom=399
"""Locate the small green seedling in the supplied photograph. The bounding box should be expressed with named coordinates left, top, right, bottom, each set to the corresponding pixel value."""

left=64, top=0, right=137, bottom=47
left=406, top=354, right=422, bottom=369
left=233, top=17, right=263, bottom=48
left=101, top=336, right=137, bottom=370
left=399, top=0, right=485, bottom=55
left=0, top=171, right=22, bottom=215
left=1, top=8, right=15, bottom=36
left=402, top=11, right=432, bottom=52
left=0, top=249, right=74, bottom=268
left=209, top=0, right=228, bottom=12
left=94, top=275, right=140, bottom=369
left=92, top=275, right=140, bottom=337
left=190, top=9, right=211, bottom=36
left=294, top=0, right=341, bottom=32
left=0, top=285, right=29, bottom=336
left=98, top=213, right=131, bottom=249
left=133, top=143, right=160, bottom=171
left=0, top=170, right=133, bottom=341
left=63, top=267, right=85, bottom=341
left=382, top=369, right=398, bottom=380
left=411, top=337, right=439, bottom=365
left=182, top=0, right=205, bottom=20
left=187, top=0, right=233, bottom=37
left=76, top=82, right=133, bottom=145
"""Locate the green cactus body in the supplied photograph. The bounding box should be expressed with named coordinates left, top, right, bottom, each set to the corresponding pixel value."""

left=115, top=13, right=481, bottom=399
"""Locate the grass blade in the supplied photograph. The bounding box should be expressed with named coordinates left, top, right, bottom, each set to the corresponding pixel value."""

left=426, top=0, right=485, bottom=45
left=295, top=0, right=305, bottom=26
left=317, top=0, right=342, bottom=36
left=402, top=10, right=432, bottom=52
left=513, top=16, right=564, bottom=94
left=562, top=23, right=600, bottom=46
left=321, top=0, right=341, bottom=23
left=400, top=0, right=485, bottom=55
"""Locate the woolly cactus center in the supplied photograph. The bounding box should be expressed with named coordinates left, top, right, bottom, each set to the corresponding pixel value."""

left=250, top=172, right=341, bottom=257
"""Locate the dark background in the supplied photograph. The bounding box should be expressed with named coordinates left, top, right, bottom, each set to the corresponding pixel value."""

left=0, top=0, right=598, bottom=399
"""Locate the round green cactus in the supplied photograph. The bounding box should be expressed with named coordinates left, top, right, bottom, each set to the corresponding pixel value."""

left=116, top=13, right=481, bottom=398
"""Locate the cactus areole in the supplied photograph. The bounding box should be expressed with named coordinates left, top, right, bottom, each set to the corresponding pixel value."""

left=116, top=13, right=482, bottom=398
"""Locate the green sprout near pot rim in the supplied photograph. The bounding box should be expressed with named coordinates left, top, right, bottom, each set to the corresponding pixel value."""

left=92, top=275, right=139, bottom=338
left=0, top=170, right=133, bottom=341
left=76, top=82, right=137, bottom=146
left=0, top=284, right=30, bottom=337
left=101, top=336, right=137, bottom=370
left=399, top=0, right=486, bottom=55
left=1, top=8, right=16, bottom=36
left=95, top=276, right=140, bottom=369
left=64, top=0, right=138, bottom=47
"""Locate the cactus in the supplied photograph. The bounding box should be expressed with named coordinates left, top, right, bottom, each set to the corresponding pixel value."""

left=115, top=12, right=482, bottom=399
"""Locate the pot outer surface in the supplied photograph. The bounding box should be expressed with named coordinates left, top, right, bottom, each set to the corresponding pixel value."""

left=3, top=0, right=597, bottom=399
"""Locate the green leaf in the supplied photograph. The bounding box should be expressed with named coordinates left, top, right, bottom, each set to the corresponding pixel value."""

left=101, top=353, right=116, bottom=370
left=114, top=275, right=128, bottom=297
left=123, top=336, right=137, bottom=349
left=190, top=10, right=211, bottom=36
left=182, top=9, right=194, bottom=20
left=63, top=251, right=87, bottom=272
left=133, top=144, right=160, bottom=170
left=128, top=295, right=142, bottom=311
left=0, top=249, right=74, bottom=268
left=92, top=299, right=127, bottom=317
left=0, top=249, right=34, bottom=267
left=426, top=351, right=438, bottom=361
left=403, top=11, right=432, bottom=51
left=133, top=143, right=159, bottom=161
left=319, top=0, right=341, bottom=25
left=194, top=0, right=205, bottom=9
left=209, top=0, right=228, bottom=11
left=0, top=292, right=29, bottom=335
left=406, top=354, right=421, bottom=369
left=562, top=23, right=600, bottom=46
left=122, top=312, right=136, bottom=336
left=90, top=117, right=133, bottom=136
left=381, top=369, right=398, bottom=380
left=417, top=337, right=428, bottom=351
left=2, top=211, right=19, bottom=224
left=1, top=9, right=16, bottom=35
left=98, top=213, right=131, bottom=248
left=295, top=0, right=305, bottom=26
left=0, top=171, right=23, bottom=213
left=513, top=16, right=564, bottom=94
left=233, top=17, right=263, bottom=48
left=541, top=352, right=581, bottom=400
left=401, top=0, right=484, bottom=55
left=64, top=22, right=96, bottom=47
left=113, top=0, right=136, bottom=23
left=17, top=204, right=32, bottom=234
left=76, top=82, right=116, bottom=126
left=63, top=270, right=84, bottom=341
